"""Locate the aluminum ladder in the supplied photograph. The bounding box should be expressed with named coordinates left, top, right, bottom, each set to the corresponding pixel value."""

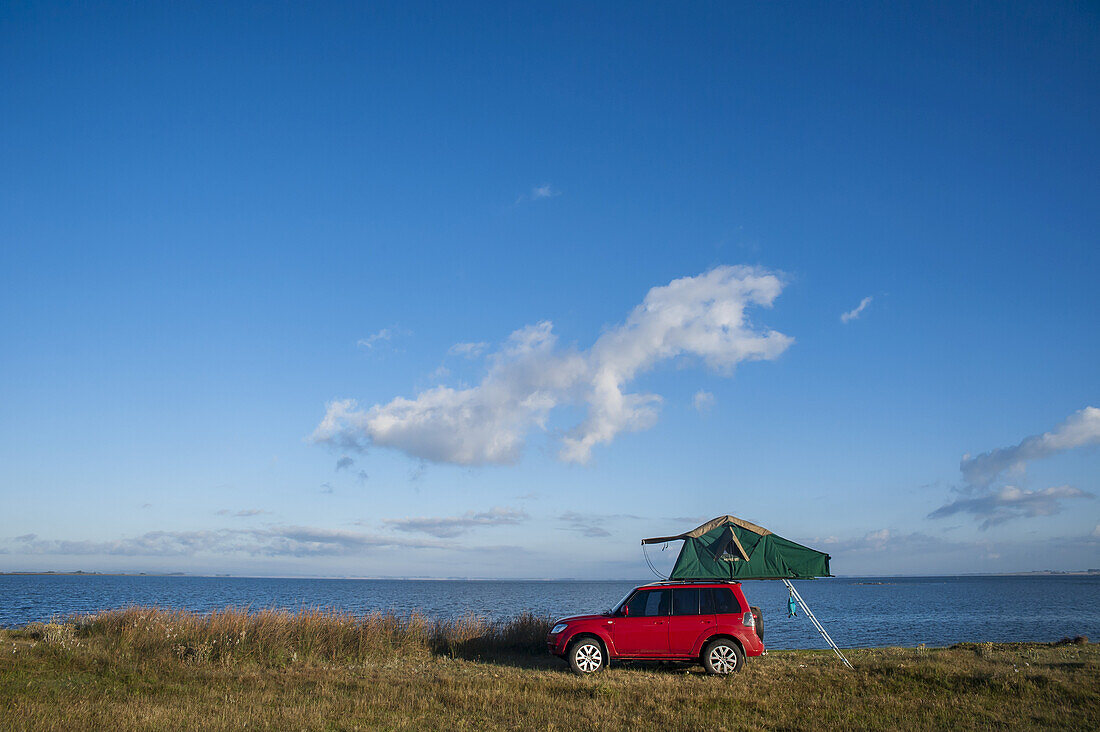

left=782, top=579, right=853, bottom=669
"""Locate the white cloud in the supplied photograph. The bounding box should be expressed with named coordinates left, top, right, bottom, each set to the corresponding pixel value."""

left=523, top=183, right=560, bottom=201
left=312, top=266, right=792, bottom=465
left=335, top=456, right=354, bottom=471
left=383, top=507, right=528, bottom=538
left=447, top=342, right=488, bottom=358
left=960, top=407, right=1100, bottom=488
left=356, top=329, right=392, bottom=349
left=532, top=183, right=559, bottom=199
left=928, top=407, right=1100, bottom=528
left=693, top=390, right=715, bottom=413
left=929, top=485, right=1094, bottom=529
left=840, top=296, right=873, bottom=323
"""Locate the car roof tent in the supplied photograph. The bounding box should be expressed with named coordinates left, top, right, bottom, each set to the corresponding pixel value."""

left=642, top=515, right=852, bottom=669
left=642, top=515, right=832, bottom=581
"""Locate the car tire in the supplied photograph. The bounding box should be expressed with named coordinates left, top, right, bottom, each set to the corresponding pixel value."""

left=702, top=638, right=744, bottom=675
left=567, top=637, right=606, bottom=675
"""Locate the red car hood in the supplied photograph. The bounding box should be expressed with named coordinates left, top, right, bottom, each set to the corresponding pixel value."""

left=553, top=613, right=608, bottom=624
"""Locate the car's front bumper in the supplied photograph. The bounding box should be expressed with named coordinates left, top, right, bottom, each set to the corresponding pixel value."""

left=546, top=633, right=568, bottom=657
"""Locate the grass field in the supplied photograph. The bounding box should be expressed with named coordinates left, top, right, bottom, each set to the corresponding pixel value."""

left=1, top=607, right=1097, bottom=730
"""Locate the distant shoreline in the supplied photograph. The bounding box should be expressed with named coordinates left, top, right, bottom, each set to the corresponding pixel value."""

left=2, top=570, right=1098, bottom=579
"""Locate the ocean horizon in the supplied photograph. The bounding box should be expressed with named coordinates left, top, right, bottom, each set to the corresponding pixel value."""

left=5, top=573, right=1098, bottom=651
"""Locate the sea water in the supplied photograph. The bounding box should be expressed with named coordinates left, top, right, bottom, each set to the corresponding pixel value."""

left=2, top=574, right=1098, bottom=649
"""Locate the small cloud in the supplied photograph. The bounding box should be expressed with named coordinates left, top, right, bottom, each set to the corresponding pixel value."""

left=140, top=503, right=152, bottom=509
left=667, top=515, right=710, bottom=524
left=384, top=507, right=529, bottom=538
left=531, top=183, right=559, bottom=200
left=355, top=469, right=369, bottom=484
left=335, top=456, right=355, bottom=471
left=515, top=183, right=561, bottom=204
left=357, top=329, right=392, bottom=349
left=15, top=533, right=37, bottom=542
left=929, top=485, right=1093, bottom=530
left=840, top=296, right=873, bottom=323
left=319, top=483, right=335, bottom=494
left=516, top=491, right=539, bottom=500
left=215, top=509, right=270, bottom=518
left=448, top=342, right=488, bottom=358
left=1091, top=524, right=1100, bottom=540
left=558, top=511, right=642, bottom=538
left=693, top=390, right=715, bottom=413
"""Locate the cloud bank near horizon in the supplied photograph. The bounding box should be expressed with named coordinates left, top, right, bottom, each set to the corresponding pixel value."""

left=5, top=526, right=459, bottom=558
left=312, top=266, right=793, bottom=466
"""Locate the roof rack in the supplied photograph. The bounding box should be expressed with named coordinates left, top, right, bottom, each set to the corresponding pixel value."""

left=642, top=579, right=742, bottom=586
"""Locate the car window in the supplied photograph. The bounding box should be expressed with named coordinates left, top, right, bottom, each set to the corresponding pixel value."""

left=626, top=589, right=670, bottom=617
left=711, top=587, right=739, bottom=614
left=672, top=588, right=699, bottom=616
left=698, top=587, right=715, bottom=615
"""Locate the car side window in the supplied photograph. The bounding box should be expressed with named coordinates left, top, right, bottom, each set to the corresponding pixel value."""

left=672, top=588, right=699, bottom=616
left=646, top=589, right=670, bottom=616
left=711, top=588, right=739, bottom=614
left=626, top=589, right=670, bottom=617
left=698, top=587, right=715, bottom=615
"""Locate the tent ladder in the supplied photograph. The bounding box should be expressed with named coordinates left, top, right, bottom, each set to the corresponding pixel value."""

left=782, top=579, right=853, bottom=669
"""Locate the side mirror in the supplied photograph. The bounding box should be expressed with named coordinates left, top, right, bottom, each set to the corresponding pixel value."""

left=620, top=605, right=630, bottom=617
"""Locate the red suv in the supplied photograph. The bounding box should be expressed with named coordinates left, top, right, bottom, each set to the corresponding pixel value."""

left=547, top=581, right=764, bottom=675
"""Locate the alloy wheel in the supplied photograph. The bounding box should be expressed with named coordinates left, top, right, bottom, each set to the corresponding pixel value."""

left=708, top=645, right=739, bottom=673
left=574, top=643, right=602, bottom=673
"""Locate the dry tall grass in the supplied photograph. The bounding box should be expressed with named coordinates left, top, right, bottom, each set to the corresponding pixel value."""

left=3, top=608, right=1098, bottom=730
left=20, top=606, right=552, bottom=666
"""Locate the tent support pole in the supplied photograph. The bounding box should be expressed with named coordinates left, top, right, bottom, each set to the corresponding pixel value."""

left=782, top=579, right=853, bottom=669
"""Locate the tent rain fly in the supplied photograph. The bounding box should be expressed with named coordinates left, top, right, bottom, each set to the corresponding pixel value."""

left=642, top=515, right=832, bottom=581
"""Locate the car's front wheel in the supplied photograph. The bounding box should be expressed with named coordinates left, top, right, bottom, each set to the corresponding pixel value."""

left=568, top=637, right=606, bottom=675
left=702, top=638, right=744, bottom=675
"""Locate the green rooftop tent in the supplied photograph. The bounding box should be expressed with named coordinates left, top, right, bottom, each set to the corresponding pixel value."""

left=641, top=515, right=831, bottom=581
left=642, top=515, right=851, bottom=668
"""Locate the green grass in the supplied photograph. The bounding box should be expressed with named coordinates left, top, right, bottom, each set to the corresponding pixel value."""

left=1, top=607, right=1097, bottom=730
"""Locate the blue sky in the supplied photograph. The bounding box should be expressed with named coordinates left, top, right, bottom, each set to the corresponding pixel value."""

left=2, top=1, right=1098, bottom=578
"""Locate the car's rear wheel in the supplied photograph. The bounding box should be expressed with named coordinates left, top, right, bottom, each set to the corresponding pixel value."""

left=568, top=637, right=605, bottom=675
left=702, top=639, right=744, bottom=675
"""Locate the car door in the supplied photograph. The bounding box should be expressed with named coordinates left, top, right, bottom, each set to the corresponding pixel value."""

left=668, top=588, right=715, bottom=656
left=610, top=589, right=670, bottom=656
